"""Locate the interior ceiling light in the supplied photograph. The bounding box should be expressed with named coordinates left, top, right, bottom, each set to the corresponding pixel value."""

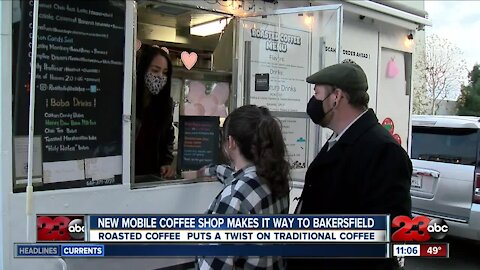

left=191, top=17, right=232, bottom=37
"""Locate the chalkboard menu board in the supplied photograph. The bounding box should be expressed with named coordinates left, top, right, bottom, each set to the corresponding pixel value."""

left=177, top=116, right=220, bottom=172
left=12, top=0, right=126, bottom=192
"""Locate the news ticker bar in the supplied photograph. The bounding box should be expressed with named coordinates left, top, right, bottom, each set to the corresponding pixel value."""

left=392, top=243, right=449, bottom=258
left=16, top=243, right=390, bottom=258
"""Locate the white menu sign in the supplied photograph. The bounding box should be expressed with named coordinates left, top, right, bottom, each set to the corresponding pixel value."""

left=244, top=21, right=310, bottom=112
left=278, top=117, right=308, bottom=169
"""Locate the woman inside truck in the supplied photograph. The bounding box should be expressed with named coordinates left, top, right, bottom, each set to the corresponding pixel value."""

left=135, top=45, right=176, bottom=179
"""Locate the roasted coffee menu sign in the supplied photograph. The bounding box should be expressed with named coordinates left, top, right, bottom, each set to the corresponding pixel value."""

left=178, top=116, right=220, bottom=172
left=12, top=0, right=126, bottom=191
left=243, top=20, right=310, bottom=112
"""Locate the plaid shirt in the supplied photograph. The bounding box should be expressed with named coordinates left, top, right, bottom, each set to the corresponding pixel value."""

left=197, top=164, right=290, bottom=270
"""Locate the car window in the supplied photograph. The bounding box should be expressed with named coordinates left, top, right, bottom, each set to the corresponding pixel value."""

left=411, top=127, right=479, bottom=165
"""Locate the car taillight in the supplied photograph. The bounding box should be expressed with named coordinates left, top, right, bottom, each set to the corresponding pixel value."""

left=474, top=173, right=480, bottom=204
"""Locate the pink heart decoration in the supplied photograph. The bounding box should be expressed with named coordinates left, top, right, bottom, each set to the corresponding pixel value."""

left=160, top=47, right=169, bottom=54
left=387, top=59, right=399, bottom=78
left=183, top=103, right=205, bottom=116
left=217, top=104, right=228, bottom=117
left=181, top=51, right=198, bottom=70
left=187, top=81, right=206, bottom=103
left=199, top=95, right=219, bottom=116
left=211, top=82, right=230, bottom=104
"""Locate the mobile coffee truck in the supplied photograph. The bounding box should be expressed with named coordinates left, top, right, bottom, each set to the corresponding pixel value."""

left=0, top=0, right=430, bottom=269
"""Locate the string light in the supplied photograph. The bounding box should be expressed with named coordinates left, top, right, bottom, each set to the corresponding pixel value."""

left=404, top=33, right=414, bottom=48
left=304, top=15, right=314, bottom=26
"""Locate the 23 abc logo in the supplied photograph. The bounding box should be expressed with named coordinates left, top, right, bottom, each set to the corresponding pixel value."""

left=392, top=215, right=449, bottom=242
left=37, top=216, right=85, bottom=241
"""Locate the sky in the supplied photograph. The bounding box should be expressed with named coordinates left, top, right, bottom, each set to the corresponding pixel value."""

left=425, top=1, right=480, bottom=70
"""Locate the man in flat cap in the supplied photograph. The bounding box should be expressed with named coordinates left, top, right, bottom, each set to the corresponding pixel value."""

left=288, top=63, right=412, bottom=270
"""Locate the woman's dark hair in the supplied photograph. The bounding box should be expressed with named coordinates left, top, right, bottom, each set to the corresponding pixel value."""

left=136, top=45, right=173, bottom=118
left=223, top=105, right=290, bottom=197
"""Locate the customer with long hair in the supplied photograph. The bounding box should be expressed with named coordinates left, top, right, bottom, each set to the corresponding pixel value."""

left=197, top=105, right=290, bottom=270
left=135, top=45, right=176, bottom=178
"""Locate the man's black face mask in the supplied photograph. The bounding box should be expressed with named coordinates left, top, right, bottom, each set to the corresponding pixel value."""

left=306, top=92, right=333, bottom=125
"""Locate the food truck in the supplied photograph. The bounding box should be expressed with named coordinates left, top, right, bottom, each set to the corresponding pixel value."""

left=0, top=0, right=430, bottom=269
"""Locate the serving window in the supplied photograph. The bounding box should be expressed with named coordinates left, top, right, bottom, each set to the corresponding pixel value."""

left=132, top=3, right=234, bottom=184
left=11, top=0, right=344, bottom=191
left=10, top=0, right=235, bottom=191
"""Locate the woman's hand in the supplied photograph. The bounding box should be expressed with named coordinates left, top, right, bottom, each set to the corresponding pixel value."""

left=196, top=167, right=207, bottom=178
left=160, top=165, right=175, bottom=179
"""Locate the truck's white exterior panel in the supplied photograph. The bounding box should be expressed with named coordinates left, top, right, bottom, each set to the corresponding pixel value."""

left=0, top=1, right=428, bottom=269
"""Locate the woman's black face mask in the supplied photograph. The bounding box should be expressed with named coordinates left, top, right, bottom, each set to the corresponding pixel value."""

left=306, top=92, right=334, bottom=125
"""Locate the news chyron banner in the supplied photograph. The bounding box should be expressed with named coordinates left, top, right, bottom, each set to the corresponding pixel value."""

left=15, top=214, right=451, bottom=258
left=15, top=214, right=392, bottom=258
left=88, top=215, right=387, bottom=243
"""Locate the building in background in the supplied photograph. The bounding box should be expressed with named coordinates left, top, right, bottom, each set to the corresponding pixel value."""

left=436, top=99, right=457, bottom=115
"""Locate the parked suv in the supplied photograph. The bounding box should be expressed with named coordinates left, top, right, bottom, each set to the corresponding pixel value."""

left=411, top=115, right=480, bottom=241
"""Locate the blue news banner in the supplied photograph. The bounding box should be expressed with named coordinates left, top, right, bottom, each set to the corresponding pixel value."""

left=16, top=215, right=390, bottom=258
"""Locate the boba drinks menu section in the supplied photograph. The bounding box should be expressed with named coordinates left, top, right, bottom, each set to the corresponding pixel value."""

left=13, top=0, right=126, bottom=190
